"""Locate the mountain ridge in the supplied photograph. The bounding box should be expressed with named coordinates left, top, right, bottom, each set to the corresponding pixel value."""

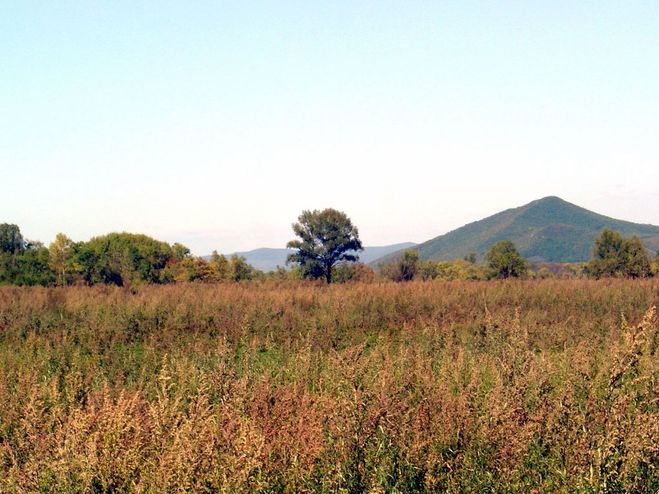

left=372, top=196, right=659, bottom=265
left=208, top=242, right=417, bottom=272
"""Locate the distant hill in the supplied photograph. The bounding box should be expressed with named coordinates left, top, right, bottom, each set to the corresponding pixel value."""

left=372, top=196, right=659, bottom=265
left=215, top=242, right=417, bottom=272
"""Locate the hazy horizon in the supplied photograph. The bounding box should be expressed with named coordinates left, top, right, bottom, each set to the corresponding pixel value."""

left=3, top=2, right=658, bottom=255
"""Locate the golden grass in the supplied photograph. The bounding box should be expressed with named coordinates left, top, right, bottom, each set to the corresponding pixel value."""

left=0, top=279, right=657, bottom=493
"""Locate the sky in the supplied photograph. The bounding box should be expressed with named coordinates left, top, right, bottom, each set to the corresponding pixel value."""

left=2, top=1, right=658, bottom=255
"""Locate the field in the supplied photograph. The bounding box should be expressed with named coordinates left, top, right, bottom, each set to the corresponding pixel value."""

left=0, top=280, right=657, bottom=493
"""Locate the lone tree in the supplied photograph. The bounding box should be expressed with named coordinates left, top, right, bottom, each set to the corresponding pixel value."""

left=485, top=240, right=528, bottom=279
left=286, top=208, right=363, bottom=283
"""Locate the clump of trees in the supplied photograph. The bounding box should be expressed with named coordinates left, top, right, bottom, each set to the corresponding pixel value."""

left=286, top=209, right=363, bottom=284
left=0, top=224, right=261, bottom=287
left=485, top=240, right=529, bottom=279
left=0, top=224, right=54, bottom=286
left=418, top=258, right=485, bottom=281
left=332, top=262, right=376, bottom=283
left=381, top=242, right=528, bottom=282
left=381, top=250, right=421, bottom=282
left=3, top=221, right=657, bottom=287
left=169, top=251, right=260, bottom=283
left=587, top=229, right=653, bottom=278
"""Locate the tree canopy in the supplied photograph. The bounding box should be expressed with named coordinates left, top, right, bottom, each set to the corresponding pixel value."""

left=286, top=209, right=363, bottom=283
left=0, top=224, right=25, bottom=254
left=0, top=225, right=263, bottom=287
left=382, top=249, right=420, bottom=282
left=588, top=229, right=652, bottom=278
left=485, top=240, right=529, bottom=279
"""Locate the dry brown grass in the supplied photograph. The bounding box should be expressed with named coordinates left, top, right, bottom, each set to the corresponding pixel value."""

left=0, top=279, right=657, bottom=492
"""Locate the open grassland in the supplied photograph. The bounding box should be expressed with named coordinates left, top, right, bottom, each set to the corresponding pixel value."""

left=0, top=280, right=657, bottom=493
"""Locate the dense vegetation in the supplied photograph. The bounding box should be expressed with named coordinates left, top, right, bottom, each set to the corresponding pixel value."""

left=0, top=223, right=659, bottom=286
left=587, top=229, right=654, bottom=279
left=381, top=232, right=658, bottom=282
left=2, top=219, right=657, bottom=287
left=0, top=280, right=656, bottom=492
left=0, top=225, right=260, bottom=287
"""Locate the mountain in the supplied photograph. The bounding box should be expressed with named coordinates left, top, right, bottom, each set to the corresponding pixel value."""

left=219, top=242, right=417, bottom=272
left=372, top=196, right=659, bottom=265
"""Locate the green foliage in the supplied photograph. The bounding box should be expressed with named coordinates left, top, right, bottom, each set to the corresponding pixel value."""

left=382, top=249, right=420, bottom=282
left=0, top=223, right=55, bottom=286
left=230, top=254, right=260, bottom=281
left=380, top=196, right=659, bottom=265
left=382, top=253, right=486, bottom=282
left=71, top=232, right=175, bottom=286
left=464, top=252, right=477, bottom=264
left=485, top=240, right=528, bottom=279
left=0, top=223, right=25, bottom=254
left=0, top=246, right=55, bottom=286
left=210, top=251, right=232, bottom=280
left=621, top=236, right=652, bottom=278
left=48, top=233, right=75, bottom=286
left=0, top=225, right=266, bottom=287
left=287, top=208, right=363, bottom=283
left=164, top=252, right=261, bottom=283
left=418, top=258, right=485, bottom=281
left=332, top=262, right=375, bottom=283
left=588, top=229, right=652, bottom=278
left=168, top=256, right=215, bottom=282
left=15, top=246, right=55, bottom=285
left=171, top=242, right=191, bottom=261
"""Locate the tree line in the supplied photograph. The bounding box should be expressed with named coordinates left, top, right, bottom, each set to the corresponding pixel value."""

left=0, top=225, right=261, bottom=287
left=380, top=230, right=658, bottom=282
left=1, top=209, right=657, bottom=287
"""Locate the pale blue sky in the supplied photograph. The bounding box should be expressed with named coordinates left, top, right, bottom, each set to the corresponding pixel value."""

left=2, top=1, right=658, bottom=254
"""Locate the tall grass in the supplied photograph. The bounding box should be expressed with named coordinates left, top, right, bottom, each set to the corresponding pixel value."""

left=0, top=280, right=657, bottom=493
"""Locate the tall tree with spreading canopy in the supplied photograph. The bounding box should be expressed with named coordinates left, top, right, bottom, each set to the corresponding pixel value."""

left=286, top=208, right=363, bottom=283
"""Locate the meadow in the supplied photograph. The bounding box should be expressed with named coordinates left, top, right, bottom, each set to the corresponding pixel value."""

left=0, top=279, right=657, bottom=493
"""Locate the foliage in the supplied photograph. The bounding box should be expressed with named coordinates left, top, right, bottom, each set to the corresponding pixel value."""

left=332, top=262, right=376, bottom=283
left=48, top=233, right=75, bottom=286
left=164, top=252, right=261, bottom=283
left=382, top=196, right=659, bottom=265
left=0, top=280, right=656, bottom=492
left=71, top=232, right=174, bottom=286
left=381, top=249, right=420, bottom=282
left=171, top=242, right=191, bottom=261
left=418, top=258, right=485, bottom=281
left=0, top=246, right=55, bottom=286
left=0, top=224, right=55, bottom=286
left=588, top=229, right=652, bottom=278
left=485, top=240, right=529, bottom=279
left=0, top=225, right=266, bottom=287
left=0, top=223, right=25, bottom=254
left=621, top=236, right=653, bottom=278
left=230, top=254, right=260, bottom=281
left=287, top=209, right=363, bottom=283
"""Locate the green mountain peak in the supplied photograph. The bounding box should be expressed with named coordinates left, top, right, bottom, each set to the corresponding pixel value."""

left=374, top=197, right=659, bottom=265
